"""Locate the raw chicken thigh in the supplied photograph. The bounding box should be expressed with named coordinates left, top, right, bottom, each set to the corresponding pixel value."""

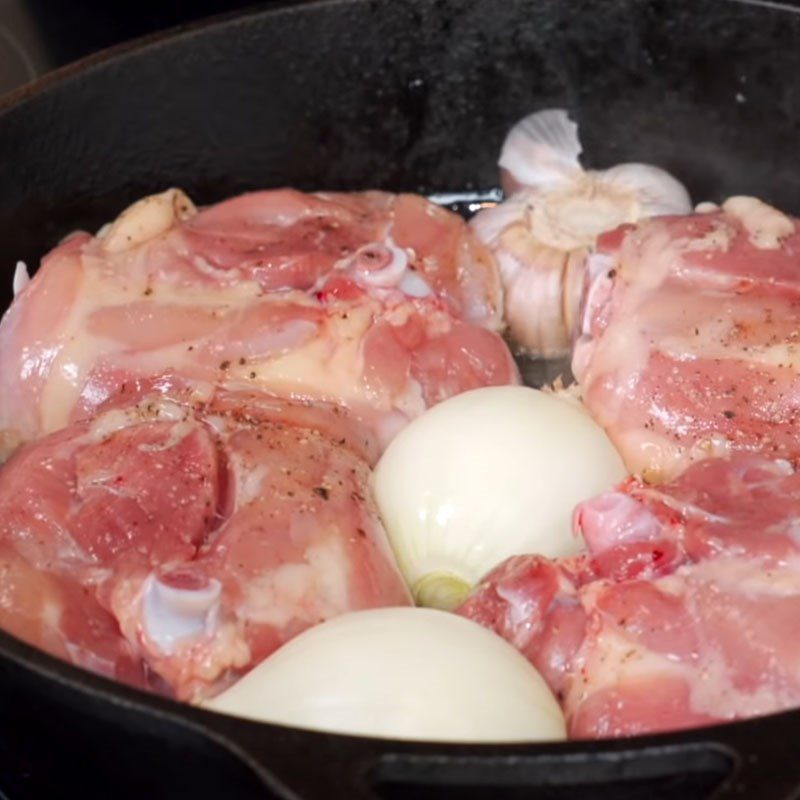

left=0, top=186, right=517, bottom=698
left=460, top=453, right=800, bottom=738
left=474, top=111, right=800, bottom=483
left=0, top=188, right=514, bottom=456
left=0, top=392, right=410, bottom=699
left=462, top=113, right=800, bottom=740
left=574, top=197, right=800, bottom=482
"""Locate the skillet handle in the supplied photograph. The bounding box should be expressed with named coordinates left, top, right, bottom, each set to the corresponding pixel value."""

left=362, top=743, right=794, bottom=800
left=197, top=708, right=800, bottom=800
left=204, top=734, right=753, bottom=800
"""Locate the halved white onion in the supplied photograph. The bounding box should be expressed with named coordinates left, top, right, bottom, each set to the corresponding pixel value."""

left=204, top=607, right=566, bottom=742
left=372, top=386, right=627, bottom=609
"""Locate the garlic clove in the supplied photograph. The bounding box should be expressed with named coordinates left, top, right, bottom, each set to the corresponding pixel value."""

left=562, top=247, right=589, bottom=345
left=497, top=228, right=575, bottom=357
left=598, top=163, right=692, bottom=217
left=499, top=108, right=583, bottom=195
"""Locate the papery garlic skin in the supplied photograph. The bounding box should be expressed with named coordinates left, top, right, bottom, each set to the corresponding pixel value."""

left=473, top=109, right=692, bottom=357
left=372, top=386, right=627, bottom=610
left=499, top=108, right=583, bottom=193
left=204, top=607, right=566, bottom=743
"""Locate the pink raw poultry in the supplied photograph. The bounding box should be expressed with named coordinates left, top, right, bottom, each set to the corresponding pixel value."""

left=574, top=197, right=800, bottom=482
left=0, top=392, right=411, bottom=699
left=0, top=188, right=514, bottom=456
left=0, top=186, right=516, bottom=696
left=460, top=454, right=800, bottom=738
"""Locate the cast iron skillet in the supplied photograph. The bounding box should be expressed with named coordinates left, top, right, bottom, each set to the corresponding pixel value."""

left=1, top=1, right=800, bottom=797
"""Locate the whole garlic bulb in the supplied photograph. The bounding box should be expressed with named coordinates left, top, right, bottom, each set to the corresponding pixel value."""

left=205, top=607, right=566, bottom=743
left=372, top=385, right=627, bottom=610
left=471, top=109, right=692, bottom=357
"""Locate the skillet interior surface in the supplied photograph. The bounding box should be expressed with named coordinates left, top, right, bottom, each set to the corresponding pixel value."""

left=2, top=1, right=800, bottom=798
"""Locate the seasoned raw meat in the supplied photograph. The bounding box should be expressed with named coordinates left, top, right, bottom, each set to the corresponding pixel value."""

left=573, top=197, right=800, bottom=482
left=0, top=543, right=147, bottom=688
left=459, top=453, right=800, bottom=738
left=0, top=189, right=514, bottom=456
left=0, top=393, right=411, bottom=699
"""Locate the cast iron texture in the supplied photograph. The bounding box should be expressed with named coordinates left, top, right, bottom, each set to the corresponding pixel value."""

left=1, top=1, right=800, bottom=798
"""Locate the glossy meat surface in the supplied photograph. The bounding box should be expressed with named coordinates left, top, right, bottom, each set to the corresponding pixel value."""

left=459, top=453, right=800, bottom=738
left=574, top=198, right=800, bottom=482
left=0, top=393, right=411, bottom=699
left=0, top=188, right=514, bottom=456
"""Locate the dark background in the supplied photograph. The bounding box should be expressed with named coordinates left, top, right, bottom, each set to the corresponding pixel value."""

left=0, top=1, right=265, bottom=97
